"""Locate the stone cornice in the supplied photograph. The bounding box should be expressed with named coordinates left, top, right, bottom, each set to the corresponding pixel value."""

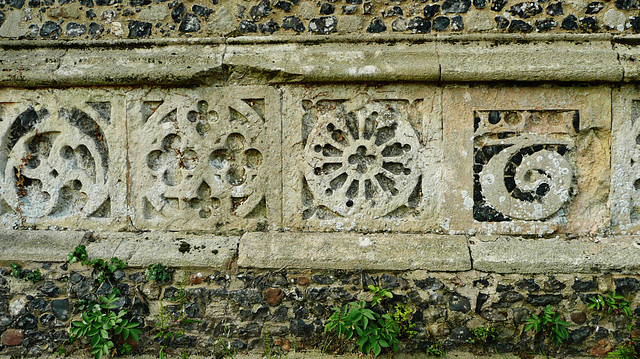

left=1, top=33, right=638, bottom=86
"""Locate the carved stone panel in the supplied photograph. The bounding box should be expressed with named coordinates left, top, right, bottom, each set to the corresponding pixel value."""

left=128, top=86, right=281, bottom=232
left=282, top=85, right=442, bottom=232
left=0, top=89, right=127, bottom=230
left=611, top=86, right=640, bottom=234
left=443, top=87, right=610, bottom=235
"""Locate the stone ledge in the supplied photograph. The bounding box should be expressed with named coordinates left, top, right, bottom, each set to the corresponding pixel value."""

left=3, top=230, right=640, bottom=274
left=0, top=230, right=239, bottom=268
left=85, top=232, right=239, bottom=268
left=0, top=34, right=631, bottom=86
left=471, top=236, right=640, bottom=274
left=237, top=232, right=472, bottom=271
left=0, top=230, right=86, bottom=263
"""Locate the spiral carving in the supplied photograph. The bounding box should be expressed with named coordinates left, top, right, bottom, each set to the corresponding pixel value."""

left=479, top=137, right=573, bottom=221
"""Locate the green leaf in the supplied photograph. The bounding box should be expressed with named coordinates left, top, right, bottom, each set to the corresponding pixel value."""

left=130, top=330, right=140, bottom=343
left=100, top=329, right=109, bottom=339
left=91, top=334, right=101, bottom=347
left=357, top=336, right=368, bottom=346
left=373, top=343, right=382, bottom=357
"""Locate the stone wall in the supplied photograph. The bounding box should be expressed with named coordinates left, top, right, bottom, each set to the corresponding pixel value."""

left=1, top=1, right=640, bottom=356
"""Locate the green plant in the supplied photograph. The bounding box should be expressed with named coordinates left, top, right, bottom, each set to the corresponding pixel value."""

left=425, top=343, right=445, bottom=356
left=145, top=263, right=172, bottom=283
left=608, top=341, right=639, bottom=359
left=392, top=303, right=417, bottom=339
left=10, top=262, right=21, bottom=278
left=91, top=258, right=127, bottom=283
left=210, top=337, right=236, bottom=359
left=324, top=285, right=400, bottom=356
left=70, top=292, right=141, bottom=359
left=467, top=326, right=499, bottom=345
left=525, top=305, right=570, bottom=346
left=67, top=245, right=127, bottom=283
left=155, top=278, right=200, bottom=359
left=9, top=263, right=42, bottom=283
left=369, top=285, right=393, bottom=306
left=24, top=269, right=43, bottom=283
left=68, top=245, right=89, bottom=264
left=589, top=291, right=633, bottom=317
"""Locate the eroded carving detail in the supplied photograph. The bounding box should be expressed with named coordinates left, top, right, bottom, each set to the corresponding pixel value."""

left=473, top=110, right=577, bottom=222
left=303, top=100, right=422, bottom=218
left=138, top=96, right=267, bottom=222
left=0, top=103, right=110, bottom=219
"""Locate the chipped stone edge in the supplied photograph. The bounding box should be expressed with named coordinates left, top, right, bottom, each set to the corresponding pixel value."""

left=0, top=33, right=633, bottom=86
left=0, top=230, right=240, bottom=268
left=2, top=230, right=640, bottom=274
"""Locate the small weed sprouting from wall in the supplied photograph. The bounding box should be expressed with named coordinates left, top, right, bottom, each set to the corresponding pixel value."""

left=525, top=305, right=570, bottom=346
left=62, top=245, right=143, bottom=359
left=324, top=285, right=401, bottom=357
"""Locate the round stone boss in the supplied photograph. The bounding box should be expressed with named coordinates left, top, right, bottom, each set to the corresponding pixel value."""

left=304, top=101, right=422, bottom=217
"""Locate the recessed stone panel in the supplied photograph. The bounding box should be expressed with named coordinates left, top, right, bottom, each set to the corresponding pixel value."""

left=0, top=89, right=127, bottom=230
left=127, top=86, right=281, bottom=232
left=443, top=86, right=610, bottom=235
left=282, top=85, right=442, bottom=232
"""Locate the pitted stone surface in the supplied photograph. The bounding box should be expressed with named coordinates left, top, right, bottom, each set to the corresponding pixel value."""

left=238, top=232, right=471, bottom=271
left=471, top=236, right=640, bottom=273
left=611, top=86, right=640, bottom=234
left=0, top=89, right=127, bottom=230
left=85, top=232, right=239, bottom=267
left=127, top=86, right=281, bottom=233
left=282, top=84, right=442, bottom=232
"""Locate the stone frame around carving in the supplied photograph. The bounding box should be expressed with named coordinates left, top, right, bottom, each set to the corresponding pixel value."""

left=0, top=88, right=128, bottom=231
left=127, top=86, right=282, bottom=233
left=442, top=86, right=611, bottom=236
left=282, top=84, right=442, bottom=232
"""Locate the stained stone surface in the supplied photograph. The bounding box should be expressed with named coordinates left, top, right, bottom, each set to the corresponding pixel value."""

left=0, top=89, right=128, bottom=230
left=127, top=86, right=281, bottom=232
left=282, top=84, right=442, bottom=232
left=442, top=86, right=611, bottom=235
left=611, top=85, right=640, bottom=234
left=238, top=232, right=471, bottom=271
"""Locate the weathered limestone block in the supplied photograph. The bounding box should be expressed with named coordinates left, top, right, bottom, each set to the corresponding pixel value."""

left=443, top=86, right=611, bottom=235
left=611, top=85, right=640, bottom=233
left=127, top=86, right=281, bottom=232
left=282, top=84, right=442, bottom=232
left=0, top=89, right=127, bottom=230
left=238, top=232, right=471, bottom=271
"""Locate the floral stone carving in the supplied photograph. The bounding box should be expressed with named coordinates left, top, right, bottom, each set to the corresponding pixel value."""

left=304, top=101, right=422, bottom=217
left=283, top=85, right=443, bottom=232
left=0, top=89, right=126, bottom=229
left=129, top=87, right=280, bottom=232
